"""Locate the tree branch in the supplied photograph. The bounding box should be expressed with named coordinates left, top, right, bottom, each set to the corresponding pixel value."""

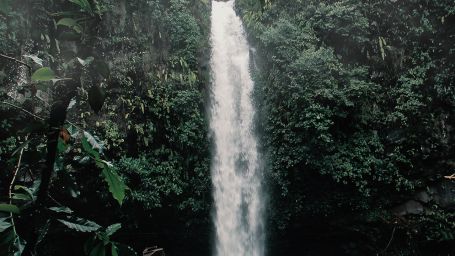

left=1, top=101, right=45, bottom=121
left=0, top=53, right=32, bottom=70
left=1, top=101, right=84, bottom=131
left=9, top=134, right=29, bottom=235
left=380, top=226, right=396, bottom=255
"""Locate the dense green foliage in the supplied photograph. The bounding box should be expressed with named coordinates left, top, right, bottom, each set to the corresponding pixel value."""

left=0, top=0, right=211, bottom=255
left=236, top=0, right=455, bottom=255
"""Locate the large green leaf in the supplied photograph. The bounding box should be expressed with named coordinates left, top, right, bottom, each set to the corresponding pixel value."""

left=0, top=204, right=20, bottom=214
left=13, top=236, right=26, bottom=256
left=82, top=140, right=100, bottom=162
left=105, top=223, right=121, bottom=237
left=57, top=18, right=82, bottom=33
left=101, top=164, right=126, bottom=205
left=49, top=206, right=73, bottom=214
left=31, top=67, right=56, bottom=81
left=82, top=131, right=103, bottom=158
left=0, top=217, right=12, bottom=232
left=57, top=137, right=68, bottom=154
left=111, top=244, right=119, bottom=256
left=14, top=183, right=37, bottom=202
left=57, top=217, right=101, bottom=232
left=69, top=0, right=93, bottom=14
left=0, top=228, right=15, bottom=248
left=11, top=193, right=31, bottom=201
left=77, top=56, right=94, bottom=66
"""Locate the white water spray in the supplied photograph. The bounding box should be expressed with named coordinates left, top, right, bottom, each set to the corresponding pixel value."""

left=209, top=1, right=264, bottom=255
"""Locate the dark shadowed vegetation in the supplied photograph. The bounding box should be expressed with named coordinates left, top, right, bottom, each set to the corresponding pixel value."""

left=1, top=0, right=455, bottom=255
left=1, top=0, right=211, bottom=255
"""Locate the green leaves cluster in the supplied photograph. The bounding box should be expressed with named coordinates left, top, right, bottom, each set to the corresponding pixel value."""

left=81, top=131, right=126, bottom=205
left=1, top=0, right=211, bottom=255
left=237, top=0, right=455, bottom=254
left=83, top=224, right=136, bottom=256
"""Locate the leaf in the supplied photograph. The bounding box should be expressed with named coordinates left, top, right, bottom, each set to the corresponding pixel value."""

left=0, top=228, right=15, bottom=250
left=111, top=243, right=119, bottom=256
left=23, top=54, right=43, bottom=66
left=13, top=236, right=26, bottom=256
left=66, top=124, right=79, bottom=138
left=31, top=67, right=56, bottom=81
left=11, top=139, right=31, bottom=156
left=0, top=204, right=20, bottom=214
left=54, top=155, right=64, bottom=172
left=105, top=223, right=121, bottom=237
left=57, top=137, right=68, bottom=153
left=0, top=217, right=12, bottom=232
left=48, top=10, right=79, bottom=17
left=11, top=193, right=31, bottom=201
left=69, top=0, right=93, bottom=14
left=14, top=185, right=36, bottom=201
left=89, top=242, right=105, bottom=256
left=57, top=217, right=101, bottom=232
left=101, top=164, right=126, bottom=205
left=49, top=206, right=73, bottom=214
left=67, top=98, right=77, bottom=110
left=82, top=131, right=103, bottom=158
left=75, top=155, right=91, bottom=164
left=57, top=18, right=82, bottom=33
left=77, top=56, right=94, bottom=66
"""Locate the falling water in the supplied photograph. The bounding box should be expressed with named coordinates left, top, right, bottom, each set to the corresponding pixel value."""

left=209, top=1, right=264, bottom=256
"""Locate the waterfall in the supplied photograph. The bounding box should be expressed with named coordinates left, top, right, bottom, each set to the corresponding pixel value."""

left=209, top=1, right=265, bottom=256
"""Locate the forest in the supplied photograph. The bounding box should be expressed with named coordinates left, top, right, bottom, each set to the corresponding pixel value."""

left=0, top=0, right=454, bottom=255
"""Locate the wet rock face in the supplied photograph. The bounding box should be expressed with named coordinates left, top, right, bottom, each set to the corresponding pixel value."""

left=392, top=200, right=424, bottom=216
left=428, top=180, right=455, bottom=208
left=392, top=180, right=455, bottom=216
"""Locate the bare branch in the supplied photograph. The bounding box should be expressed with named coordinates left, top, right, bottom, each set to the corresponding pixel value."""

left=379, top=226, right=396, bottom=255
left=1, top=101, right=84, bottom=131
left=0, top=53, right=32, bottom=70
left=1, top=101, right=45, bottom=121
left=9, top=134, right=29, bottom=235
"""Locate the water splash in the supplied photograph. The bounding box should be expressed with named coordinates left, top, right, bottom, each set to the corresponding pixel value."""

left=209, top=1, right=265, bottom=255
